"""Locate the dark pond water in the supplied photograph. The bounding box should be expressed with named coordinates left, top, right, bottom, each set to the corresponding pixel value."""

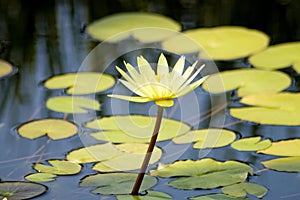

left=1, top=0, right=300, bottom=199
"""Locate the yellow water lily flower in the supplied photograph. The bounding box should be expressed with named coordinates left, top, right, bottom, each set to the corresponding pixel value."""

left=108, top=53, right=207, bottom=107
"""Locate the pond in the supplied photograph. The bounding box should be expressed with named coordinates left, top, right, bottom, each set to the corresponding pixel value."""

left=1, top=0, right=300, bottom=199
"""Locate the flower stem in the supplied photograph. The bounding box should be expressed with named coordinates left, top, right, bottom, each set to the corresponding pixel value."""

left=131, top=106, right=164, bottom=195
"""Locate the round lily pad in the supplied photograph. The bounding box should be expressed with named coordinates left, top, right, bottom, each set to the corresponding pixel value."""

left=221, top=182, right=268, bottom=198
left=173, top=128, right=236, bottom=149
left=162, top=26, right=269, bottom=60
left=25, top=173, right=57, bottom=183
left=80, top=173, right=157, bottom=195
left=87, top=12, right=180, bottom=43
left=17, top=118, right=78, bottom=140
left=190, top=194, right=250, bottom=200
left=258, top=139, right=300, bottom=156
left=44, top=72, right=115, bottom=95
left=46, top=96, right=100, bottom=114
left=117, top=191, right=172, bottom=200
left=202, top=69, right=291, bottom=97
left=262, top=157, right=300, bottom=172
left=231, top=136, right=271, bottom=151
left=33, top=160, right=82, bottom=175
left=0, top=60, right=14, bottom=79
left=86, top=115, right=191, bottom=143
left=0, top=181, right=47, bottom=199
left=249, top=42, right=300, bottom=72
left=230, top=92, right=300, bottom=125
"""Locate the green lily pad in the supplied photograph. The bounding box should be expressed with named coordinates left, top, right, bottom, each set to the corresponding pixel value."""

left=0, top=60, right=14, bottom=78
left=163, top=26, right=269, bottom=60
left=190, top=194, right=250, bottom=200
left=117, top=191, right=172, bottom=200
left=17, top=119, right=78, bottom=140
left=150, top=158, right=253, bottom=189
left=0, top=181, right=47, bottom=199
left=86, top=115, right=191, bottom=143
left=67, top=143, right=162, bottom=172
left=258, top=139, right=300, bottom=156
left=249, top=42, right=300, bottom=72
left=34, top=160, right=82, bottom=175
left=25, top=173, right=56, bottom=182
left=46, top=96, right=100, bottom=113
left=80, top=173, right=157, bottom=195
left=202, top=69, right=291, bottom=97
left=173, top=128, right=236, bottom=149
left=261, top=157, right=300, bottom=172
left=231, top=136, right=271, bottom=151
left=44, top=72, right=115, bottom=95
left=221, top=182, right=268, bottom=198
left=87, top=12, right=180, bottom=43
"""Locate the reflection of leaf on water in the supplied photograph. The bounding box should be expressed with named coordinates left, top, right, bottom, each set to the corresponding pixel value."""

left=80, top=173, right=157, bottom=195
left=17, top=118, right=78, bottom=140
left=25, top=173, right=56, bottom=183
left=86, top=115, right=191, bottom=143
left=173, top=128, right=236, bottom=149
left=262, top=157, right=300, bottom=172
left=230, top=93, right=300, bottom=125
left=67, top=143, right=162, bottom=172
left=150, top=158, right=253, bottom=189
left=117, top=191, right=172, bottom=200
left=44, top=72, right=115, bottom=95
left=190, top=193, right=250, bottom=200
left=231, top=136, right=271, bottom=151
left=46, top=96, right=100, bottom=114
left=0, top=181, right=47, bottom=199
left=33, top=160, right=82, bottom=175
left=202, top=69, right=291, bottom=97
left=221, top=182, right=268, bottom=198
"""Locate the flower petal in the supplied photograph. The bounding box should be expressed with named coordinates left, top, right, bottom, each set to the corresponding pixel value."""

left=124, top=62, right=142, bottom=82
left=157, top=53, right=169, bottom=77
left=178, top=64, right=205, bottom=91
left=155, top=99, right=174, bottom=107
left=171, top=56, right=185, bottom=79
left=177, top=76, right=208, bottom=97
left=119, top=79, right=146, bottom=97
left=137, top=56, right=157, bottom=82
left=108, top=94, right=151, bottom=103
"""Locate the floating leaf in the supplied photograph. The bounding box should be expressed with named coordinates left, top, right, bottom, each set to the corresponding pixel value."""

left=202, top=69, right=291, bottom=97
left=25, top=173, right=56, bottom=182
left=190, top=194, right=250, bottom=200
left=0, top=60, right=14, bottom=78
left=150, top=158, right=253, bottom=189
left=162, top=26, right=269, bottom=60
left=117, top=191, right=172, bottom=200
left=34, top=160, right=82, bottom=175
left=44, top=72, right=115, bottom=95
left=46, top=96, right=100, bottom=113
left=231, top=136, right=271, bottom=151
left=67, top=143, right=162, bottom=172
left=0, top=181, right=47, bottom=199
left=87, top=12, right=180, bottom=43
left=258, top=139, right=300, bottom=156
left=17, top=118, right=77, bottom=140
left=80, top=173, right=157, bottom=195
left=249, top=42, right=300, bottom=72
left=86, top=115, right=191, bottom=143
left=262, top=157, right=300, bottom=172
left=173, top=128, right=236, bottom=149
left=230, top=93, right=300, bottom=125
left=221, top=182, right=268, bottom=198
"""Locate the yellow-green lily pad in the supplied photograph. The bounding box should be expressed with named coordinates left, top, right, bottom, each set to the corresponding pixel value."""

left=173, top=128, right=236, bottom=149
left=202, top=69, right=291, bottom=97
left=46, top=96, right=100, bottom=113
left=44, top=72, right=115, bottom=95
left=262, top=157, right=300, bottom=172
left=230, top=92, right=300, bottom=125
left=86, top=115, right=191, bottom=143
left=117, top=191, right=172, bottom=200
left=150, top=158, right=253, bottom=189
left=163, top=26, right=269, bottom=60
left=67, top=143, right=162, bottom=172
left=25, top=173, right=57, bottom=182
left=249, top=42, right=300, bottom=72
left=87, top=12, right=180, bottom=43
left=231, top=136, right=271, bottom=151
left=0, top=60, right=14, bottom=78
left=258, top=139, right=300, bottom=156
left=190, top=194, right=250, bottom=200
left=34, top=160, right=82, bottom=175
left=221, top=182, right=268, bottom=198
left=80, top=173, right=157, bottom=195
left=17, top=118, right=78, bottom=140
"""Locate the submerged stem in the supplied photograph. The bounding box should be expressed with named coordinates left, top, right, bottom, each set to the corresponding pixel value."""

left=131, top=106, right=164, bottom=195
